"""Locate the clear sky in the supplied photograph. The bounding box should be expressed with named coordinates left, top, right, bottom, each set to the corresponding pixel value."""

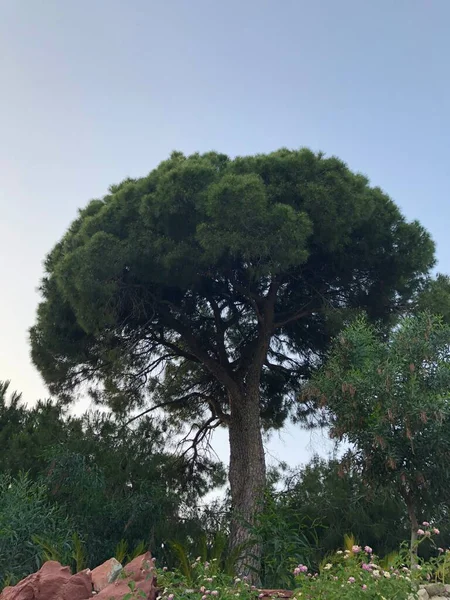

left=1, top=0, right=449, bottom=469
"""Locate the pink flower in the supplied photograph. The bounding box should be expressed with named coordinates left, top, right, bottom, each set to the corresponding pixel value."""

left=425, top=531, right=431, bottom=537
left=362, top=563, right=372, bottom=571
left=168, top=596, right=174, bottom=600
left=364, top=546, right=373, bottom=554
left=422, top=521, right=430, bottom=527
left=352, top=545, right=362, bottom=553
left=348, top=577, right=355, bottom=583
left=362, top=584, right=367, bottom=591
left=417, top=529, right=425, bottom=536
left=433, top=528, right=440, bottom=535
left=294, top=564, right=308, bottom=574
left=211, top=592, right=219, bottom=597
left=439, top=547, right=444, bottom=553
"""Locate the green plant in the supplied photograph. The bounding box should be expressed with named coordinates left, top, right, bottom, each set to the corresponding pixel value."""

left=157, top=560, right=256, bottom=600
left=115, top=539, right=129, bottom=564
left=128, top=541, right=147, bottom=561
left=0, top=473, right=74, bottom=585
left=305, top=313, right=450, bottom=555
left=168, top=530, right=246, bottom=583
left=250, top=490, right=319, bottom=587
left=123, top=579, right=148, bottom=600
left=71, top=532, right=87, bottom=572
left=293, top=547, right=416, bottom=599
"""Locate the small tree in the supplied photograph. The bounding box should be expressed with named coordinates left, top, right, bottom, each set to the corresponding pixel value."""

left=30, top=149, right=436, bottom=574
left=304, top=313, right=450, bottom=555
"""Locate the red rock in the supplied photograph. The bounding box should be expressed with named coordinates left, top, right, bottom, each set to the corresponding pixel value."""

left=62, top=570, right=93, bottom=600
left=123, top=552, right=155, bottom=582
left=0, top=553, right=156, bottom=600
left=96, top=553, right=157, bottom=600
left=37, top=561, right=72, bottom=600
left=0, top=562, right=94, bottom=600
left=91, top=558, right=122, bottom=592
left=0, top=576, right=36, bottom=600
left=0, top=562, right=72, bottom=600
left=94, top=577, right=157, bottom=600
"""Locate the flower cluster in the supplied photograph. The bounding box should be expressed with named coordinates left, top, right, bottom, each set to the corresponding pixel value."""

left=417, top=522, right=440, bottom=538
left=292, top=545, right=414, bottom=599
left=157, top=558, right=255, bottom=600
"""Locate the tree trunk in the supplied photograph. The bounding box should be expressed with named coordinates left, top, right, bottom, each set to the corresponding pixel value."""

left=406, top=496, right=419, bottom=567
left=228, top=385, right=266, bottom=582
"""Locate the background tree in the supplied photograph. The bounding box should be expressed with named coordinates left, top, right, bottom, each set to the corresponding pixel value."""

left=279, top=457, right=409, bottom=562
left=303, top=313, right=450, bottom=555
left=0, top=381, right=224, bottom=571
left=30, top=148, right=436, bottom=574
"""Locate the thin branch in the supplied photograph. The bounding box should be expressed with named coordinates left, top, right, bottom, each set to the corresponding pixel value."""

left=123, top=397, right=195, bottom=428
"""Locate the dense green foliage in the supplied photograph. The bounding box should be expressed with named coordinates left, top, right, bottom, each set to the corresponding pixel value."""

left=156, top=534, right=450, bottom=600
left=0, top=473, right=74, bottom=584
left=304, top=313, right=450, bottom=546
left=276, top=458, right=409, bottom=561
left=30, top=148, right=436, bottom=419
left=0, top=380, right=225, bottom=581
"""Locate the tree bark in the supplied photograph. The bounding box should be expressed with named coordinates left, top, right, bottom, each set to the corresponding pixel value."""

left=228, top=384, right=266, bottom=582
left=405, top=494, right=419, bottom=567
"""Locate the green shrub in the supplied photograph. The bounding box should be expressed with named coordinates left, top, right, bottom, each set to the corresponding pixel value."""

left=0, top=473, right=74, bottom=585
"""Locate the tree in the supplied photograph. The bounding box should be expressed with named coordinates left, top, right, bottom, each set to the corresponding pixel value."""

left=303, top=313, right=450, bottom=556
left=280, top=457, right=409, bottom=563
left=30, top=148, right=436, bottom=574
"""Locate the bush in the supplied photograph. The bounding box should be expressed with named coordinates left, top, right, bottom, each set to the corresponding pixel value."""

left=0, top=473, right=74, bottom=585
left=292, top=548, right=414, bottom=599
left=251, top=491, right=319, bottom=588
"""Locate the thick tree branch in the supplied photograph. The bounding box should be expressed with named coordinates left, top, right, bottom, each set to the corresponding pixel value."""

left=207, top=296, right=230, bottom=368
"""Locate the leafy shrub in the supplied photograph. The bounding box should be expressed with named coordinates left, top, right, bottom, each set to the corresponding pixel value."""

left=155, top=556, right=418, bottom=600
left=251, top=491, right=319, bottom=588
left=292, top=548, right=414, bottom=599
left=0, top=473, right=74, bottom=585
left=156, top=525, right=450, bottom=600
left=158, top=559, right=256, bottom=600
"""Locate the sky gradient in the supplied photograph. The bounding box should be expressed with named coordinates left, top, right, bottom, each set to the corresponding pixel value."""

left=1, top=0, right=449, bottom=468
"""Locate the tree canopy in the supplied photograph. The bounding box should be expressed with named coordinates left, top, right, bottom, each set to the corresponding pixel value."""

left=31, top=148, right=436, bottom=421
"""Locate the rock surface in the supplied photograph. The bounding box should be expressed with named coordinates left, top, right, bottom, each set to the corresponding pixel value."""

left=411, top=584, right=450, bottom=600
left=0, top=562, right=90, bottom=600
left=96, top=552, right=156, bottom=600
left=91, top=558, right=123, bottom=592
left=0, top=553, right=157, bottom=600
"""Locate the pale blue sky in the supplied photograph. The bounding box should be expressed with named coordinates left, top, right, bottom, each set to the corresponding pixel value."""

left=1, top=0, right=449, bottom=468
